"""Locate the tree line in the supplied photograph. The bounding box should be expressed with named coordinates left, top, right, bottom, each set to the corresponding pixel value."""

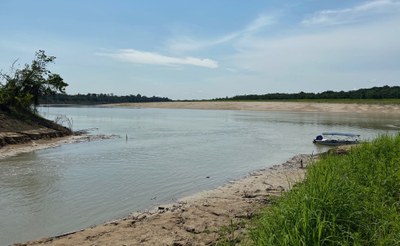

left=41, top=93, right=171, bottom=105
left=216, top=85, right=400, bottom=101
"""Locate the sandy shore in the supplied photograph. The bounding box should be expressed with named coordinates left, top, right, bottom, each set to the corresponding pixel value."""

left=0, top=133, right=122, bottom=160
left=0, top=135, right=90, bottom=160
left=19, top=154, right=318, bottom=246
left=108, top=101, right=400, bottom=114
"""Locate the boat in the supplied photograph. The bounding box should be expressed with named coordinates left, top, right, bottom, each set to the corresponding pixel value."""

left=313, top=132, right=360, bottom=146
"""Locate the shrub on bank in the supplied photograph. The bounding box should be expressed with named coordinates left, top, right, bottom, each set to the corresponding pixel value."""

left=251, top=134, right=400, bottom=245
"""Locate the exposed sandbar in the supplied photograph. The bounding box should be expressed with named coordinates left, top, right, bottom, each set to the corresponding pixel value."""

left=108, top=101, right=400, bottom=114
left=0, top=135, right=89, bottom=160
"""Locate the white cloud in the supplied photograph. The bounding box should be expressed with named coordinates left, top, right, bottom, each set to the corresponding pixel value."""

left=165, top=14, right=276, bottom=53
left=97, top=49, right=218, bottom=69
left=244, top=14, right=276, bottom=34
left=166, top=32, right=239, bottom=53
left=302, top=0, right=400, bottom=26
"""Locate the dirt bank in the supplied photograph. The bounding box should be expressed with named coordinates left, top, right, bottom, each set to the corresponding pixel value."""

left=18, top=154, right=318, bottom=246
left=0, top=109, right=71, bottom=150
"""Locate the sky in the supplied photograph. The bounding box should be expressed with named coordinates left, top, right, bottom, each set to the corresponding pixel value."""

left=0, top=0, right=399, bottom=100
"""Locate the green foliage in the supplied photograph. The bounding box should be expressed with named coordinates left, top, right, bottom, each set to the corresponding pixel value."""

left=0, top=50, right=68, bottom=112
left=251, top=134, right=400, bottom=245
left=216, top=219, right=247, bottom=245
left=41, top=93, right=172, bottom=104
left=216, top=85, right=400, bottom=101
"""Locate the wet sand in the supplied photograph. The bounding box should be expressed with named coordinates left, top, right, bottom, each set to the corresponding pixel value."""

left=20, top=154, right=318, bottom=246
left=0, top=135, right=88, bottom=160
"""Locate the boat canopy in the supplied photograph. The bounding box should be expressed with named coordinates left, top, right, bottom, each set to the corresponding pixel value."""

left=321, top=132, right=360, bottom=137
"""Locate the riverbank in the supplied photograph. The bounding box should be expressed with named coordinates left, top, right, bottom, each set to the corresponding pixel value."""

left=108, top=101, right=400, bottom=114
left=8, top=102, right=397, bottom=245
left=18, top=154, right=318, bottom=245
left=0, top=109, right=72, bottom=152
left=252, top=135, right=400, bottom=244
left=0, top=134, right=90, bottom=160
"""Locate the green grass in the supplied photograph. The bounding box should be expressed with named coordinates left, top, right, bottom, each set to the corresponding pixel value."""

left=250, top=134, right=400, bottom=245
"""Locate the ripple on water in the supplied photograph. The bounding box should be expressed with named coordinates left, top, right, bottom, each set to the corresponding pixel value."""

left=1, top=107, right=399, bottom=245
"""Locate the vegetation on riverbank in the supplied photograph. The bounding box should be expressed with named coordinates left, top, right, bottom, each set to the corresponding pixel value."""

left=212, top=98, right=400, bottom=104
left=0, top=50, right=68, bottom=113
left=215, top=85, right=400, bottom=102
left=251, top=134, right=400, bottom=245
left=41, top=92, right=171, bottom=105
left=0, top=51, right=71, bottom=147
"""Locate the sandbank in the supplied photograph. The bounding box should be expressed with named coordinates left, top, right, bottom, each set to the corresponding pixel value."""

left=0, top=135, right=88, bottom=160
left=0, top=134, right=121, bottom=160
left=108, top=101, right=400, bottom=114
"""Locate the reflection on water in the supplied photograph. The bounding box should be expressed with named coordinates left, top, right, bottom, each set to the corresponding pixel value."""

left=0, top=107, right=399, bottom=245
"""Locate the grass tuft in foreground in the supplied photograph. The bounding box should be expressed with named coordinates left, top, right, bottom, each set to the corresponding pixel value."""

left=251, top=134, right=400, bottom=245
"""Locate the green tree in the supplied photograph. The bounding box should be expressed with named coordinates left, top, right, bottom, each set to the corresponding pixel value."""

left=0, top=50, right=68, bottom=112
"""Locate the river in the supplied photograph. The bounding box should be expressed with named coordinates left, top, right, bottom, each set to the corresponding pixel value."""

left=0, top=106, right=399, bottom=245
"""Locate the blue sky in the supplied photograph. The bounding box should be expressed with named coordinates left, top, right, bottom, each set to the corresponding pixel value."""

left=0, top=0, right=399, bottom=99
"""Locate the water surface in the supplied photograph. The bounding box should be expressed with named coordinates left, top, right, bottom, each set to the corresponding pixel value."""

left=0, top=107, right=399, bottom=245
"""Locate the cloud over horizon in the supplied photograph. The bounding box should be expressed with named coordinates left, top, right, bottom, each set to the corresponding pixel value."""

left=164, top=13, right=276, bottom=54
left=97, top=49, right=218, bottom=69
left=302, top=0, right=400, bottom=26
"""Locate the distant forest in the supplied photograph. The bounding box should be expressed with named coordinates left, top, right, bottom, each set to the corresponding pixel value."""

left=40, top=85, right=400, bottom=105
left=40, top=93, right=172, bottom=105
left=216, top=85, right=400, bottom=101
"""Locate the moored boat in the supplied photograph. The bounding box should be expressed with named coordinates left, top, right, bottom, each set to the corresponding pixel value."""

left=313, top=132, right=360, bottom=146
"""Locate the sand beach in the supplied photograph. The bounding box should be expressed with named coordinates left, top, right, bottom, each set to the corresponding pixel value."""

left=108, top=101, right=400, bottom=114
